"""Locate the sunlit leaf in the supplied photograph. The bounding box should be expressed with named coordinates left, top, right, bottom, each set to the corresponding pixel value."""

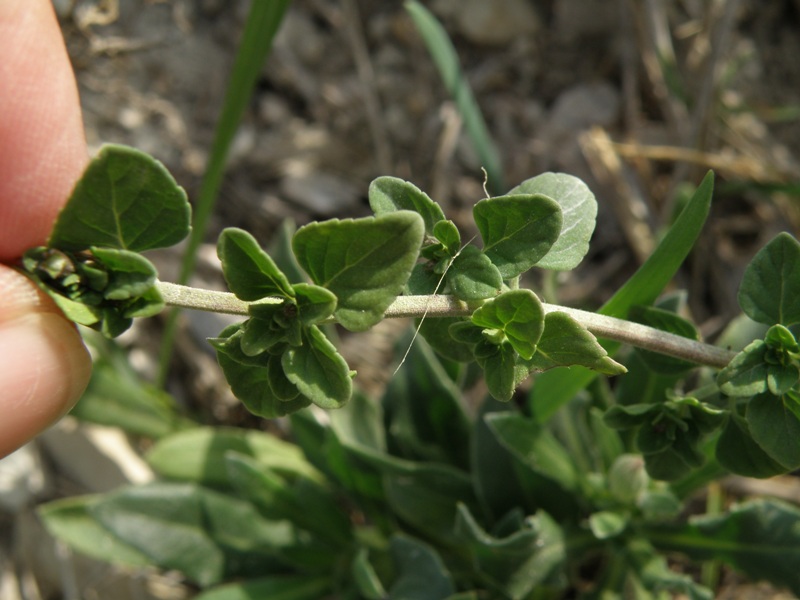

left=473, top=194, right=562, bottom=279
left=507, top=172, right=597, bottom=270
left=49, top=144, right=190, bottom=252
left=293, top=213, right=424, bottom=331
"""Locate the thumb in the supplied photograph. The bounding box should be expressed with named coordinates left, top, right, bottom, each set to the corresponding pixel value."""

left=0, top=267, right=92, bottom=457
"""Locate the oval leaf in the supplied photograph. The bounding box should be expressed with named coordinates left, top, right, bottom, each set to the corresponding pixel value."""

left=738, top=232, right=800, bottom=326
left=474, top=193, right=562, bottom=279
left=292, top=282, right=337, bottom=325
left=292, top=212, right=424, bottom=331
left=218, top=227, right=295, bottom=300
left=447, top=245, right=502, bottom=300
left=716, top=413, right=787, bottom=478
left=91, top=247, right=158, bottom=300
left=282, top=325, right=352, bottom=409
left=49, top=144, right=191, bottom=252
left=717, top=340, right=769, bottom=397
left=369, top=176, right=446, bottom=234
left=471, top=289, right=545, bottom=360
left=508, top=172, right=597, bottom=270
left=746, top=391, right=800, bottom=469
left=528, top=312, right=627, bottom=375
left=211, top=324, right=311, bottom=418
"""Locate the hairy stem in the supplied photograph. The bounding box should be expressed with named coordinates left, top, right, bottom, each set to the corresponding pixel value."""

left=156, top=281, right=737, bottom=369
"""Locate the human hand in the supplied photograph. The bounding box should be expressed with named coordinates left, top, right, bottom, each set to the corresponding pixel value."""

left=0, top=0, right=92, bottom=457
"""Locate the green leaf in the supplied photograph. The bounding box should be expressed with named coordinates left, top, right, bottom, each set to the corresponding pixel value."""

left=650, top=499, right=800, bottom=596
left=625, top=538, right=713, bottom=600
left=224, top=453, right=351, bottom=547
left=383, top=335, right=472, bottom=467
left=90, top=247, right=157, bottom=300
left=738, top=232, right=800, bottom=326
left=329, top=391, right=387, bottom=454
left=211, top=325, right=311, bottom=418
left=641, top=442, right=703, bottom=481
left=447, top=244, right=503, bottom=300
left=239, top=315, right=288, bottom=356
left=353, top=549, right=388, bottom=600
left=292, top=283, right=336, bottom=325
left=528, top=312, right=627, bottom=375
left=508, top=172, right=598, bottom=270
left=433, top=220, right=461, bottom=255
left=122, top=284, right=165, bottom=319
left=473, top=194, right=562, bottom=279
left=454, top=504, right=565, bottom=599
left=717, top=340, right=769, bottom=397
left=46, top=292, right=101, bottom=328
left=607, top=454, right=649, bottom=504
left=282, top=325, right=352, bottom=409
left=146, top=426, right=320, bottom=487
left=368, top=176, right=446, bottom=234
left=70, top=331, right=188, bottom=438
left=218, top=227, right=295, bottom=300
left=471, top=403, right=530, bottom=522
left=766, top=323, right=800, bottom=350
left=530, top=171, right=714, bottom=422
left=89, top=482, right=301, bottom=586
left=485, top=413, right=577, bottom=492
left=383, top=463, right=479, bottom=547
left=49, top=144, right=190, bottom=251
left=38, top=496, right=151, bottom=568
left=484, top=412, right=581, bottom=520
left=388, top=535, right=455, bottom=600
left=194, top=576, right=330, bottom=600
left=746, top=391, right=800, bottom=469
left=292, top=212, right=424, bottom=331
left=471, top=289, right=545, bottom=360
left=767, top=363, right=800, bottom=395
left=588, top=510, right=627, bottom=539
left=481, top=343, right=520, bottom=402
left=603, top=403, right=658, bottom=430
left=417, top=317, right=476, bottom=362
left=715, top=413, right=787, bottom=478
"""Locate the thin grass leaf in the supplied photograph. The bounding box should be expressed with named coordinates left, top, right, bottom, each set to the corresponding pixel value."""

left=405, top=0, right=505, bottom=195
left=158, top=0, right=291, bottom=383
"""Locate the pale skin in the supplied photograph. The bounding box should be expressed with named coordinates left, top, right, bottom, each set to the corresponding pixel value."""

left=0, top=0, right=92, bottom=457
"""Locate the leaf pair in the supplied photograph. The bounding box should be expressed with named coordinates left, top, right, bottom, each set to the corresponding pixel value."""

left=448, top=291, right=625, bottom=401
left=214, top=213, right=425, bottom=414
left=215, top=229, right=348, bottom=414
left=370, top=174, right=598, bottom=304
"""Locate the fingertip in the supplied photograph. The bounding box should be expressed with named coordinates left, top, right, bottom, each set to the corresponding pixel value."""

left=0, top=0, right=87, bottom=260
left=0, top=284, right=91, bottom=458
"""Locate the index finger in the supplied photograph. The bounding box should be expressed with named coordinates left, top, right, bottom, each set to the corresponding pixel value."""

left=0, top=0, right=87, bottom=261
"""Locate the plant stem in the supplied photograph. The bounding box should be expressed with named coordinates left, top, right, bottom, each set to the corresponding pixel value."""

left=156, top=282, right=737, bottom=369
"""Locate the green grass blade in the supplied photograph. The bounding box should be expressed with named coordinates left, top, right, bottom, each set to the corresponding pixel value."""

left=405, top=0, right=505, bottom=195
left=529, top=172, right=715, bottom=422
left=158, top=0, right=291, bottom=384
